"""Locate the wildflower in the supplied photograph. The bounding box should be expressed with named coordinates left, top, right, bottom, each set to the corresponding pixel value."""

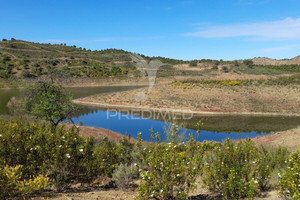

left=177, top=174, right=180, bottom=177
left=160, top=189, right=163, bottom=193
left=79, top=148, right=84, bottom=152
left=254, top=180, right=258, bottom=184
left=66, top=154, right=70, bottom=158
left=0, top=134, right=2, bottom=137
left=59, top=145, right=62, bottom=148
left=278, top=173, right=281, bottom=178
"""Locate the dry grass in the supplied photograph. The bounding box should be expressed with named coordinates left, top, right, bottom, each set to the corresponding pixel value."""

left=249, top=127, right=300, bottom=151
left=78, top=84, right=300, bottom=114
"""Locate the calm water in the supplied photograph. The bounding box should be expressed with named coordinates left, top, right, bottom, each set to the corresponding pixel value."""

left=1, top=86, right=300, bottom=142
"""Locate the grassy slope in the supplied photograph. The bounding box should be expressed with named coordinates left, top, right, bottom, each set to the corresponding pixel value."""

left=1, top=39, right=300, bottom=84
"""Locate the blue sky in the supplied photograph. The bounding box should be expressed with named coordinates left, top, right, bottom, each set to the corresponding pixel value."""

left=1, top=0, right=300, bottom=60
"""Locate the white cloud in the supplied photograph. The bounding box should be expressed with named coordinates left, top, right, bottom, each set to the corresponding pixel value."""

left=184, top=17, right=300, bottom=40
left=260, top=44, right=299, bottom=53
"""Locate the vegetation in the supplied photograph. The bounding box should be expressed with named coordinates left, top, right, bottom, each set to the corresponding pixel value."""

left=0, top=165, right=49, bottom=199
left=25, top=82, right=76, bottom=127
left=0, top=119, right=134, bottom=195
left=0, top=118, right=298, bottom=199
left=189, top=60, right=198, bottom=66
left=112, top=163, right=138, bottom=189
left=171, top=74, right=300, bottom=87
left=278, top=149, right=300, bottom=199
left=1, top=39, right=300, bottom=86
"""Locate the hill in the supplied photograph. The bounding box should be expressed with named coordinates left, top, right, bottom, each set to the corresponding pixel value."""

left=253, top=56, right=300, bottom=65
left=0, top=39, right=300, bottom=83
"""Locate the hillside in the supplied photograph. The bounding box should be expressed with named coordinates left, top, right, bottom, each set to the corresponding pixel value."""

left=253, top=56, right=300, bottom=65
left=0, top=39, right=300, bottom=84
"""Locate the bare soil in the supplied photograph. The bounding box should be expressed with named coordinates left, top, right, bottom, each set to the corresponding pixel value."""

left=64, top=124, right=135, bottom=143
left=75, top=84, right=300, bottom=115
left=248, top=127, right=300, bottom=151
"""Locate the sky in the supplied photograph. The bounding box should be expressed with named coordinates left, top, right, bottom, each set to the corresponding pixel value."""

left=0, top=0, right=300, bottom=60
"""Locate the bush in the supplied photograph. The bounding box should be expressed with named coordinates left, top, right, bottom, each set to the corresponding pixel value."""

left=202, top=138, right=287, bottom=199
left=278, top=150, right=300, bottom=200
left=0, top=165, right=49, bottom=199
left=0, top=119, right=96, bottom=188
left=0, top=118, right=135, bottom=193
left=87, top=137, right=134, bottom=179
left=112, top=164, right=138, bottom=189
left=189, top=60, right=198, bottom=67
left=136, top=132, right=200, bottom=200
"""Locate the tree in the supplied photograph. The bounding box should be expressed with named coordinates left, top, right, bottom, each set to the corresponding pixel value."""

left=189, top=60, right=198, bottom=67
left=25, top=82, right=76, bottom=127
left=243, top=59, right=254, bottom=68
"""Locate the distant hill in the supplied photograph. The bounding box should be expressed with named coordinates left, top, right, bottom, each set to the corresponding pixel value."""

left=0, top=39, right=299, bottom=81
left=0, top=39, right=189, bottom=79
left=252, top=56, right=300, bottom=65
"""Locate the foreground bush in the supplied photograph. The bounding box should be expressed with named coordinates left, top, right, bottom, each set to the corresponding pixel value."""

left=0, top=165, right=49, bottom=199
left=0, top=119, right=94, bottom=186
left=136, top=131, right=202, bottom=200
left=278, top=150, right=300, bottom=200
left=202, top=138, right=288, bottom=200
left=0, top=119, right=134, bottom=192
left=86, top=137, right=134, bottom=179
left=112, top=163, right=138, bottom=189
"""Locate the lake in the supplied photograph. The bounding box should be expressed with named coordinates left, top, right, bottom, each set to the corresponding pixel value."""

left=1, top=86, right=300, bottom=142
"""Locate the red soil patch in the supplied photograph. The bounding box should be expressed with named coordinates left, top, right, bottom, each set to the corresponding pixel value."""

left=64, top=124, right=135, bottom=143
left=237, top=128, right=300, bottom=151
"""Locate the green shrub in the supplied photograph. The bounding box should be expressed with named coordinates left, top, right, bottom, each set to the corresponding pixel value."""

left=189, top=60, right=198, bottom=67
left=136, top=132, right=200, bottom=200
left=0, top=119, right=98, bottom=188
left=0, top=165, right=49, bottom=199
left=112, top=164, right=138, bottom=189
left=86, top=137, right=134, bottom=179
left=202, top=138, right=283, bottom=200
left=278, top=150, right=300, bottom=200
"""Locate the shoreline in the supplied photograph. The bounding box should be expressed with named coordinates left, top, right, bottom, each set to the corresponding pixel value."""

left=73, top=99, right=300, bottom=117
left=66, top=120, right=300, bottom=150
left=64, top=124, right=135, bottom=142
